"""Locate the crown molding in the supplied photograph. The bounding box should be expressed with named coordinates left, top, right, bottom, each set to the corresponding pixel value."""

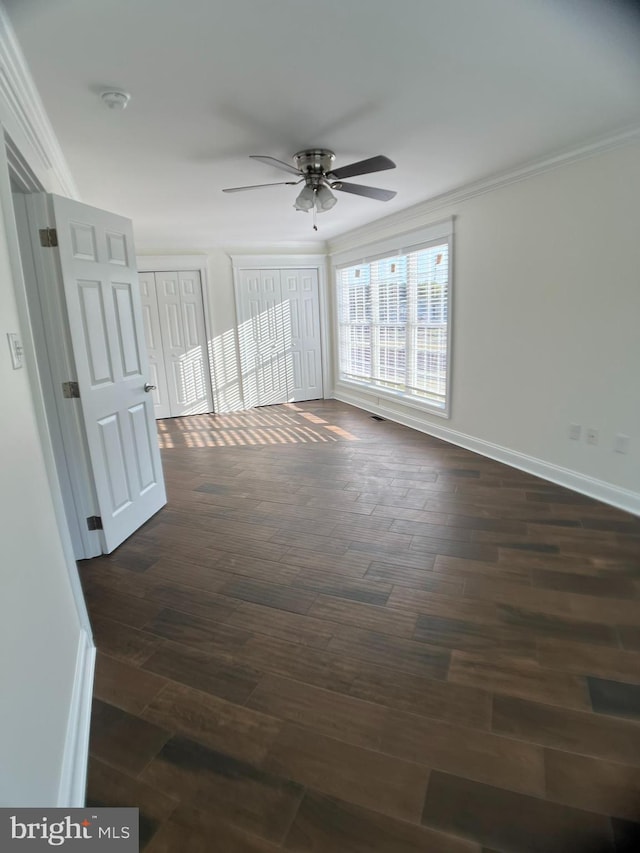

left=328, top=124, right=640, bottom=255
left=0, top=6, right=78, bottom=198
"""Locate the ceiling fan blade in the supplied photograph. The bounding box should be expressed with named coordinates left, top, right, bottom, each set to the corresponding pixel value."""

left=250, top=155, right=301, bottom=176
left=332, top=182, right=397, bottom=201
left=328, top=155, right=396, bottom=180
left=222, top=181, right=299, bottom=193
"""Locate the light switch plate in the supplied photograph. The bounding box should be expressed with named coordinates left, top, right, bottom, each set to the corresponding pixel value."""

left=7, top=332, right=24, bottom=369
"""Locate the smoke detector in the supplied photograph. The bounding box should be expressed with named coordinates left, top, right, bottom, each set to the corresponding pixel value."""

left=101, top=90, right=131, bottom=110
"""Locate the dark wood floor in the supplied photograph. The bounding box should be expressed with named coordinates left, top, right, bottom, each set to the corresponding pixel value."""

left=79, top=400, right=640, bottom=852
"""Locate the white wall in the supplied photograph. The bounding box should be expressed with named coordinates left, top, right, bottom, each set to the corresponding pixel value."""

left=0, top=184, right=89, bottom=804
left=328, top=141, right=640, bottom=513
left=0, top=7, right=91, bottom=805
left=207, top=250, right=245, bottom=412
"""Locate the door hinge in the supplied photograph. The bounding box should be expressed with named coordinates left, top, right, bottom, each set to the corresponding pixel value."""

left=62, top=380, right=80, bottom=399
left=86, top=516, right=103, bottom=531
left=39, top=227, right=58, bottom=248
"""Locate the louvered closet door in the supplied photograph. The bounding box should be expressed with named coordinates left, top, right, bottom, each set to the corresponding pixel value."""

left=138, top=272, right=171, bottom=419
left=155, top=270, right=213, bottom=417
left=281, top=269, right=323, bottom=401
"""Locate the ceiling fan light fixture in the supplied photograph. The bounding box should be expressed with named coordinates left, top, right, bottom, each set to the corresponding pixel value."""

left=315, top=184, right=337, bottom=212
left=294, top=184, right=315, bottom=211
left=224, top=150, right=397, bottom=228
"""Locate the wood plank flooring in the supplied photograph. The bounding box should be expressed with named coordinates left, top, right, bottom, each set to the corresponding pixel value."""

left=79, top=401, right=640, bottom=852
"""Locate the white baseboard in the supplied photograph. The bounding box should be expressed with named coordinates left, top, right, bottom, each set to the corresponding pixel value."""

left=57, top=629, right=96, bottom=807
left=332, top=389, right=640, bottom=517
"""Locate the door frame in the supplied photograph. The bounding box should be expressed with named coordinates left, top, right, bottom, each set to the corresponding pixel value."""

left=230, top=253, right=331, bottom=408
left=0, top=134, right=94, bottom=806
left=0, top=11, right=95, bottom=806
left=136, top=253, right=215, bottom=414
left=1, top=135, right=100, bottom=568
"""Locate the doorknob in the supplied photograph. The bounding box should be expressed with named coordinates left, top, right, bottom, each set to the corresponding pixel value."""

left=144, top=383, right=157, bottom=392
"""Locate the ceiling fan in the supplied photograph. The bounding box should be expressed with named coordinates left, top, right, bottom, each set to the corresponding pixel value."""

left=222, top=149, right=396, bottom=228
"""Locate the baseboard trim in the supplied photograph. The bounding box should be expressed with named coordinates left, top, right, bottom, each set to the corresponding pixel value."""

left=332, top=389, right=640, bottom=517
left=57, top=629, right=96, bottom=807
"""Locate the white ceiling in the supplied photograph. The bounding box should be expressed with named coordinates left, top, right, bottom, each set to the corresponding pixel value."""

left=4, top=0, right=640, bottom=249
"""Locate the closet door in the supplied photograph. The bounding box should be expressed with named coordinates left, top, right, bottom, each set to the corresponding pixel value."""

left=282, top=269, right=323, bottom=402
left=177, top=270, right=211, bottom=415
left=155, top=270, right=213, bottom=417
left=138, top=272, right=171, bottom=419
left=236, top=269, right=288, bottom=407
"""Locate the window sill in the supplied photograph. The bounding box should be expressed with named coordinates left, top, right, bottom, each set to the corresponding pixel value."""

left=335, top=379, right=450, bottom=420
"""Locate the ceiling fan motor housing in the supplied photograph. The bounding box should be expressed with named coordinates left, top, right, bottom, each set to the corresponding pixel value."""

left=294, top=149, right=335, bottom=185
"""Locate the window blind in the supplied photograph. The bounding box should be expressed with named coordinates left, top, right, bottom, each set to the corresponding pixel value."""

left=337, top=239, right=450, bottom=411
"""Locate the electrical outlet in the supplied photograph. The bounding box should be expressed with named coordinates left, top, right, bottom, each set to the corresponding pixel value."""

left=568, top=423, right=581, bottom=441
left=614, top=434, right=630, bottom=454
left=586, top=427, right=599, bottom=446
left=7, top=332, right=23, bottom=369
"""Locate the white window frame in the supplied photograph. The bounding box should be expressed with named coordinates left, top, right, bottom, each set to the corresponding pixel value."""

left=332, top=218, right=453, bottom=418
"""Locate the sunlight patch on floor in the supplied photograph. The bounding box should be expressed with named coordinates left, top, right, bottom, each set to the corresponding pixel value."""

left=156, top=407, right=359, bottom=448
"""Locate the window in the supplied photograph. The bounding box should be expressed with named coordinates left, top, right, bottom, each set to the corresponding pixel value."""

left=336, top=234, right=451, bottom=414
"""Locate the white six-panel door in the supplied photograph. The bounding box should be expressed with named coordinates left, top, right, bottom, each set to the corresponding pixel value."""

left=138, top=271, right=171, bottom=419
left=236, top=270, right=289, bottom=407
left=50, top=194, right=166, bottom=553
left=282, top=269, right=323, bottom=402
left=175, top=270, right=211, bottom=416
left=235, top=268, right=323, bottom=407
left=155, top=271, right=189, bottom=417
left=139, top=270, right=213, bottom=419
